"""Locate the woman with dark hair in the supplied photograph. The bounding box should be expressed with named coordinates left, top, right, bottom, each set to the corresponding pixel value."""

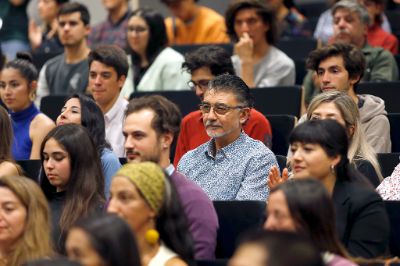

left=0, top=105, right=22, bottom=176
left=108, top=162, right=194, bottom=266
left=66, top=214, right=141, bottom=266
left=39, top=124, right=105, bottom=254
left=0, top=53, right=55, bottom=160
left=269, top=120, right=389, bottom=258
left=121, top=8, right=190, bottom=97
left=56, top=94, right=121, bottom=197
left=265, top=179, right=356, bottom=266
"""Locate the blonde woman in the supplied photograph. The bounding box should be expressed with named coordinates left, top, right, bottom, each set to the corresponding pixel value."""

left=0, top=175, right=53, bottom=265
left=306, top=91, right=383, bottom=187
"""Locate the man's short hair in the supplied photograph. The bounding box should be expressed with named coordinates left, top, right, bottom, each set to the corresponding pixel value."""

left=331, top=0, right=370, bottom=26
left=225, top=0, right=277, bottom=45
left=306, top=43, right=366, bottom=88
left=182, top=46, right=235, bottom=76
left=207, top=74, right=254, bottom=108
left=125, top=95, right=182, bottom=139
left=58, top=2, right=90, bottom=26
left=88, top=45, right=129, bottom=78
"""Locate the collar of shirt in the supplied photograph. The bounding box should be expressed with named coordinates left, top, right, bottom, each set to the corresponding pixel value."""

left=107, top=9, right=132, bottom=27
left=104, top=97, right=127, bottom=124
left=205, top=131, right=246, bottom=160
left=165, top=164, right=175, bottom=176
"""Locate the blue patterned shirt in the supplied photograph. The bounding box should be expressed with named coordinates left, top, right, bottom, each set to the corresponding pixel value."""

left=177, top=132, right=277, bottom=200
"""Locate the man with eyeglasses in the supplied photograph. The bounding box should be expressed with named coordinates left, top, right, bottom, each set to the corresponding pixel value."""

left=177, top=74, right=278, bottom=201
left=173, top=45, right=272, bottom=166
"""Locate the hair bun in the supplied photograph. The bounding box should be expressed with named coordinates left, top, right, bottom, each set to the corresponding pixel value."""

left=16, top=52, right=33, bottom=64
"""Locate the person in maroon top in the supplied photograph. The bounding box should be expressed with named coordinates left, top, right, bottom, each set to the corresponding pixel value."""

left=122, top=94, right=218, bottom=260
left=174, top=45, right=272, bottom=166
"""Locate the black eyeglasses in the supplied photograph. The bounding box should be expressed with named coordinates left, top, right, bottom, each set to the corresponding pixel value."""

left=187, top=80, right=210, bottom=91
left=127, top=26, right=148, bottom=33
left=199, top=103, right=245, bottom=115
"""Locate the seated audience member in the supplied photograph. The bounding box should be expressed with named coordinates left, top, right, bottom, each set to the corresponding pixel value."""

left=266, top=0, right=310, bottom=38
left=88, top=45, right=129, bottom=158
left=108, top=162, right=194, bottom=266
left=0, top=53, right=55, bottom=160
left=161, top=0, right=229, bottom=45
left=121, top=8, right=190, bottom=97
left=29, top=0, right=69, bottom=54
left=123, top=95, right=218, bottom=259
left=40, top=124, right=105, bottom=253
left=0, top=0, right=30, bottom=61
left=304, top=0, right=398, bottom=105
left=265, top=179, right=357, bottom=266
left=304, top=91, right=383, bottom=187
left=66, top=214, right=141, bottom=266
left=0, top=106, right=23, bottom=176
left=361, top=0, right=398, bottom=54
left=0, top=175, right=53, bottom=265
left=269, top=120, right=389, bottom=258
left=56, top=94, right=121, bottom=198
left=377, top=161, right=400, bottom=200
left=229, top=230, right=324, bottom=266
left=305, top=43, right=391, bottom=153
left=174, top=45, right=272, bottom=165
left=225, top=0, right=295, bottom=88
left=36, top=2, right=91, bottom=106
left=177, top=74, right=278, bottom=201
left=88, top=0, right=131, bottom=50
left=314, top=0, right=392, bottom=45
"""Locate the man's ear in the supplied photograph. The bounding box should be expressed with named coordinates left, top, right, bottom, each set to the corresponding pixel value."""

left=239, top=107, right=251, bottom=125
left=160, top=132, right=174, bottom=149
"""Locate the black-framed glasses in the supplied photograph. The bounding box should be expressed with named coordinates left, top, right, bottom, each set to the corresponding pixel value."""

left=187, top=79, right=210, bottom=91
left=127, top=26, right=148, bottom=33
left=199, top=103, right=246, bottom=115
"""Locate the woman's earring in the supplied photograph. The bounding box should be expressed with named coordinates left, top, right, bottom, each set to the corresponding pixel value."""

left=330, top=165, right=335, bottom=174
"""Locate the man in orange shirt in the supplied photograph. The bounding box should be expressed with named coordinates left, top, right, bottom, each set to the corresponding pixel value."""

left=161, top=0, right=229, bottom=44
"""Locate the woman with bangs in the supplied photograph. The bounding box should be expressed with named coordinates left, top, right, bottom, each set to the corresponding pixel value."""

left=269, top=119, right=389, bottom=258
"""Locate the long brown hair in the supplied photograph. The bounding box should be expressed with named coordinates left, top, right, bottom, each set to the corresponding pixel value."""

left=0, top=175, right=53, bottom=265
left=0, top=106, right=13, bottom=163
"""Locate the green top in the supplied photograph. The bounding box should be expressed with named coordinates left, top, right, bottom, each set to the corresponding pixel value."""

left=0, top=0, right=29, bottom=42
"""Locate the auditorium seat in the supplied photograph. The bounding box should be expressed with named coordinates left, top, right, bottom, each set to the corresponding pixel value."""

left=131, top=90, right=199, bottom=117
left=195, top=259, right=228, bottom=266
left=385, top=201, right=400, bottom=256
left=265, top=115, right=296, bottom=156
left=40, top=95, right=68, bottom=122
left=171, top=43, right=234, bottom=56
left=357, top=81, right=400, bottom=113
left=388, top=113, right=400, bottom=153
left=276, top=38, right=318, bottom=60
left=213, top=200, right=265, bottom=258
left=377, top=153, right=400, bottom=178
left=253, top=86, right=302, bottom=118
left=17, top=160, right=41, bottom=182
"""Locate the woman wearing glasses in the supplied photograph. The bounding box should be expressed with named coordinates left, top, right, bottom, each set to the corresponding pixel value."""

left=121, top=8, right=190, bottom=98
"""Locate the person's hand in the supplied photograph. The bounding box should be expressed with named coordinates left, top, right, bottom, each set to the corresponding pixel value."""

left=268, top=166, right=289, bottom=189
left=234, top=32, right=253, bottom=62
left=29, top=20, right=42, bottom=51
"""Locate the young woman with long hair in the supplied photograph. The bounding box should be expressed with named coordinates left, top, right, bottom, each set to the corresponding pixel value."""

left=0, top=175, right=53, bottom=265
left=0, top=106, right=22, bottom=176
left=269, top=120, right=389, bottom=258
left=39, top=124, right=105, bottom=254
left=56, top=94, right=121, bottom=197
left=0, top=53, right=55, bottom=160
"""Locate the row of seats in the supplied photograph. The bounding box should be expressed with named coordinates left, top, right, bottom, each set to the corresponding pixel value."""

left=12, top=154, right=400, bottom=261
